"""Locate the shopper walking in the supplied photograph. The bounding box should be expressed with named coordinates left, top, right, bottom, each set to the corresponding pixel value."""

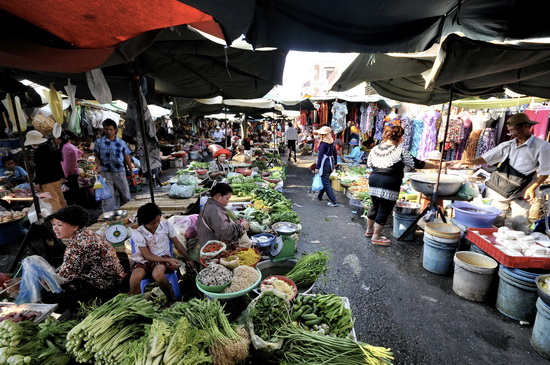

left=366, top=125, right=439, bottom=245
left=25, top=130, right=67, bottom=213
left=314, top=126, right=339, bottom=207
left=55, top=131, right=83, bottom=206
left=285, top=122, right=298, bottom=162
left=93, top=119, right=134, bottom=212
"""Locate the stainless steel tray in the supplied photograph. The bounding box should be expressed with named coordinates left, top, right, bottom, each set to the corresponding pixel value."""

left=0, top=302, right=58, bottom=323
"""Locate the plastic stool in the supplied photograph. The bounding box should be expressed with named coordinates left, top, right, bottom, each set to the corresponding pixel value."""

left=139, top=271, right=181, bottom=300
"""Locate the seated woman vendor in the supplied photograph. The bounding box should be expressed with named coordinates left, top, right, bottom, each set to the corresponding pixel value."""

left=208, top=148, right=232, bottom=183
left=197, top=183, right=249, bottom=249
left=47, top=205, right=125, bottom=306
left=129, top=203, right=196, bottom=303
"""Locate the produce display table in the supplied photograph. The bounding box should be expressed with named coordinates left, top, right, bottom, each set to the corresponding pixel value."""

left=118, top=194, right=196, bottom=214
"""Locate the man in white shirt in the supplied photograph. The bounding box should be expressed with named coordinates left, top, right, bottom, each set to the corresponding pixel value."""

left=212, top=127, right=225, bottom=143
left=284, top=122, right=299, bottom=162
left=451, top=113, right=550, bottom=232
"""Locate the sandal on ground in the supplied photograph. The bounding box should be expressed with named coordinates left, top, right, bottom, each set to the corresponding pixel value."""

left=371, top=236, right=391, bottom=246
left=364, top=231, right=374, bottom=237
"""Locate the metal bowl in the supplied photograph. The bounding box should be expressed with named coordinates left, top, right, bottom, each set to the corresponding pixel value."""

left=408, top=173, right=465, bottom=196
left=114, top=209, right=128, bottom=218
left=253, top=259, right=314, bottom=294
left=272, top=222, right=300, bottom=235
left=395, top=202, right=421, bottom=215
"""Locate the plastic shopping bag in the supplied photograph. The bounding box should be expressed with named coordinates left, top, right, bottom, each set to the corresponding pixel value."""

left=15, top=255, right=64, bottom=304
left=311, top=173, right=323, bottom=192
left=94, top=176, right=113, bottom=201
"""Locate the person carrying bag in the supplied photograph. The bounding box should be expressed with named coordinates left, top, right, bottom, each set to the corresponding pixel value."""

left=313, top=126, right=339, bottom=207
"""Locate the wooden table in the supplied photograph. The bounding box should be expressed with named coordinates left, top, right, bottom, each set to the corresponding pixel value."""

left=118, top=193, right=196, bottom=215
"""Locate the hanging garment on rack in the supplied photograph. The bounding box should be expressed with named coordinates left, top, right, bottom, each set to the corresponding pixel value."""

left=374, top=109, right=386, bottom=140
left=462, top=130, right=483, bottom=160
left=330, top=101, right=348, bottom=134
left=525, top=108, right=550, bottom=140
left=409, top=118, right=425, bottom=157
left=360, top=103, right=368, bottom=133
left=476, top=128, right=497, bottom=169
left=401, top=116, right=413, bottom=151
left=417, top=112, right=439, bottom=160
left=454, top=118, right=472, bottom=160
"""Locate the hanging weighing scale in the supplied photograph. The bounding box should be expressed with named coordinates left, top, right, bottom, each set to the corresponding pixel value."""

left=270, top=222, right=300, bottom=262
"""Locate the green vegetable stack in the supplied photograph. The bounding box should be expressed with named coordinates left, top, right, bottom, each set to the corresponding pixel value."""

left=66, top=294, right=156, bottom=364
left=286, top=250, right=331, bottom=288
left=250, top=291, right=291, bottom=344
left=273, top=325, right=394, bottom=365
left=291, top=294, right=354, bottom=338
left=0, top=317, right=78, bottom=365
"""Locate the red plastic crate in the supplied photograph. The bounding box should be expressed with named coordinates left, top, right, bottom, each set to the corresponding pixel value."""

left=466, top=228, right=550, bottom=269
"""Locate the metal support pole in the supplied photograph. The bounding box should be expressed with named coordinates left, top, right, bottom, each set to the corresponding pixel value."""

left=134, top=76, right=155, bottom=204
left=430, top=90, right=454, bottom=212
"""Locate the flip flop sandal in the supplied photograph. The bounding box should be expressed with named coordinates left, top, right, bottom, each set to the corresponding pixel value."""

left=364, top=231, right=374, bottom=237
left=371, top=237, right=391, bottom=246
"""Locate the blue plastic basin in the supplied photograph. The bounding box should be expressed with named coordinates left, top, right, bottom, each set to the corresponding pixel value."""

left=451, top=201, right=501, bottom=228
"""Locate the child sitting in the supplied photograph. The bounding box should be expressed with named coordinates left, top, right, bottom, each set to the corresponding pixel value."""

left=0, top=156, right=28, bottom=188
left=129, top=203, right=196, bottom=304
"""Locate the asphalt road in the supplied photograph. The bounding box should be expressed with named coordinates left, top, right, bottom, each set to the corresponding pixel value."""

left=284, top=155, right=548, bottom=365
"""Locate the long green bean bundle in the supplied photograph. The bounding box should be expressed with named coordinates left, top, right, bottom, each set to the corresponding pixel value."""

left=286, top=250, right=331, bottom=287
left=273, top=325, right=394, bottom=365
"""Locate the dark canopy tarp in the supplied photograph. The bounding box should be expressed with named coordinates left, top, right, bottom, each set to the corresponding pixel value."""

left=5, top=26, right=287, bottom=102
left=331, top=34, right=550, bottom=105
left=181, top=0, right=550, bottom=53
left=330, top=53, right=458, bottom=105
left=431, top=35, right=550, bottom=99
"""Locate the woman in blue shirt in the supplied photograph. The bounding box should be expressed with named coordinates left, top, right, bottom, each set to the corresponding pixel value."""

left=346, top=138, right=363, bottom=165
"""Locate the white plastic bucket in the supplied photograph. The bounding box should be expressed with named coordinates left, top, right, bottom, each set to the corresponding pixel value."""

left=452, top=251, right=498, bottom=302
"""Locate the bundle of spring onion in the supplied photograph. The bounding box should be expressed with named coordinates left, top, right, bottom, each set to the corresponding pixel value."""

left=66, top=294, right=156, bottom=365
left=286, top=250, right=331, bottom=287
left=273, top=325, right=394, bottom=365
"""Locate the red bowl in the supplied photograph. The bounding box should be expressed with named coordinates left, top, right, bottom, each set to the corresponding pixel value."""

left=235, top=168, right=252, bottom=176
left=261, top=275, right=298, bottom=301
left=196, top=169, right=208, bottom=175
left=229, top=247, right=261, bottom=267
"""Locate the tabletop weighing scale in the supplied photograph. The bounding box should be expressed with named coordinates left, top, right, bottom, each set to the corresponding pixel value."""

left=100, top=210, right=130, bottom=245
left=252, top=222, right=300, bottom=262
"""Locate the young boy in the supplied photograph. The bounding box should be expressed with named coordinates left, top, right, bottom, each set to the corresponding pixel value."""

left=0, top=156, right=28, bottom=187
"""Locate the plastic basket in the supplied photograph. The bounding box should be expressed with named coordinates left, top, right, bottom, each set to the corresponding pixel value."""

left=466, top=228, right=550, bottom=269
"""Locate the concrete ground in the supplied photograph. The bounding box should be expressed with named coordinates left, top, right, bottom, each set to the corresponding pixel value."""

left=285, top=155, right=548, bottom=365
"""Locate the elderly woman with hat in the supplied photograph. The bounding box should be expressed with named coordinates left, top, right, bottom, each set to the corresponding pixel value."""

left=25, top=130, right=67, bottom=213
left=450, top=112, right=550, bottom=233
left=208, top=148, right=232, bottom=183
left=313, top=126, right=339, bottom=207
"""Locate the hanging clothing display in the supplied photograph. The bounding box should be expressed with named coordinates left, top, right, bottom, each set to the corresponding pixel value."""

left=417, top=111, right=439, bottom=160
left=330, top=101, right=348, bottom=134
left=454, top=117, right=472, bottom=160
left=374, top=110, right=386, bottom=141
left=124, top=84, right=161, bottom=173
left=401, top=116, right=413, bottom=151
left=462, top=129, right=483, bottom=161
left=409, top=118, right=425, bottom=157
left=525, top=108, right=550, bottom=140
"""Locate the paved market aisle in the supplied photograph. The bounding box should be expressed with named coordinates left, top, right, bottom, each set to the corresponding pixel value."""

left=284, top=155, right=547, bottom=365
